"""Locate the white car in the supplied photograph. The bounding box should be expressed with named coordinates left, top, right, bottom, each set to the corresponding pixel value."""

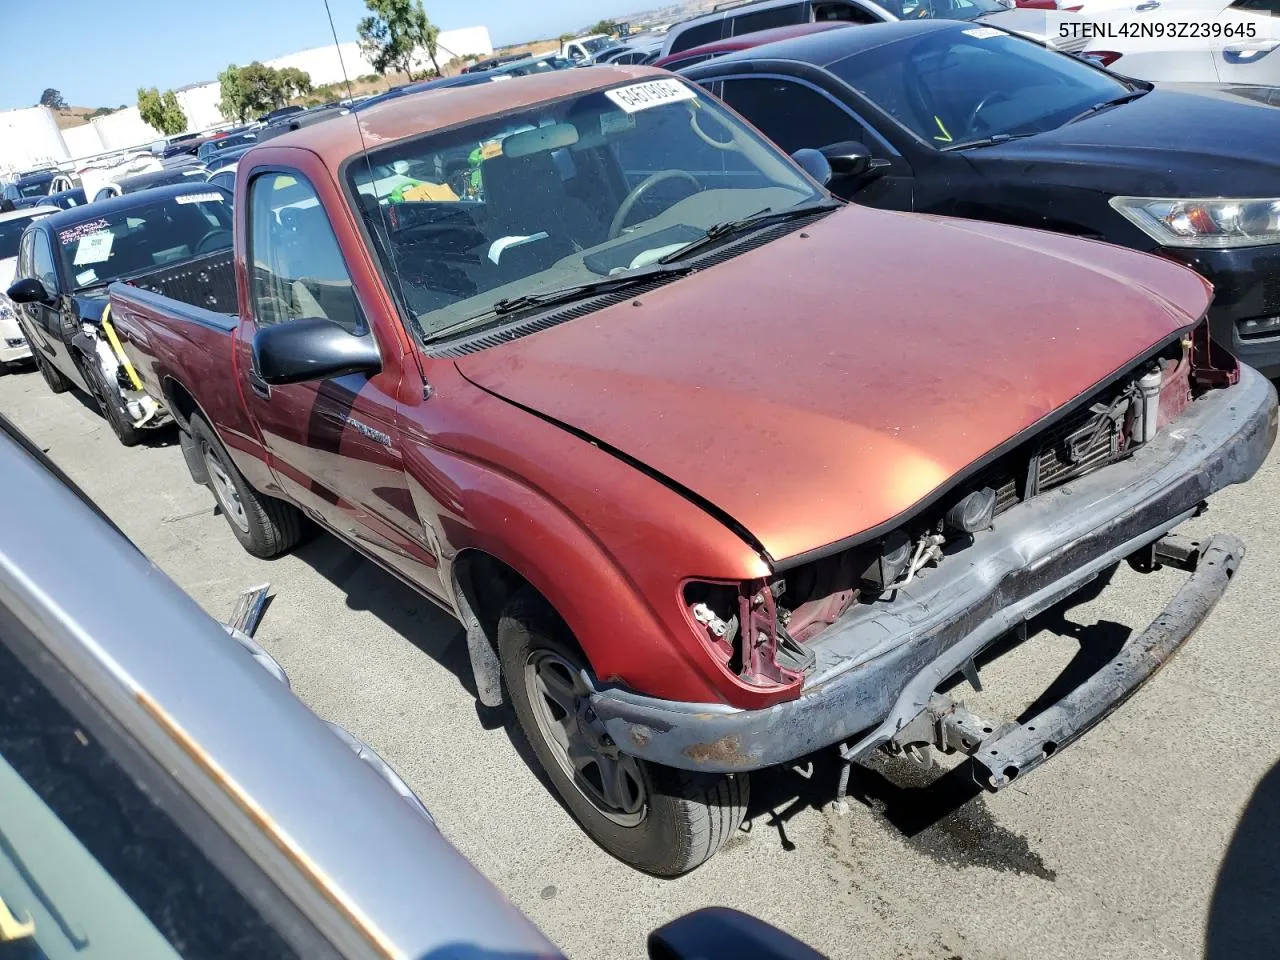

left=1078, top=0, right=1279, bottom=84
left=560, top=32, right=617, bottom=63
left=0, top=206, right=58, bottom=367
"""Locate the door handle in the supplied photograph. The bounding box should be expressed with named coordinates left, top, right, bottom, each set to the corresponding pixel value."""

left=248, top=370, right=271, bottom=400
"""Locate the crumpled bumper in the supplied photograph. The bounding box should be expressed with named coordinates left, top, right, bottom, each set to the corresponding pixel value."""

left=588, top=365, right=1278, bottom=776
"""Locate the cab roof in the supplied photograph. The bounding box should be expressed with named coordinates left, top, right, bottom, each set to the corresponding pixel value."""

left=267, top=64, right=664, bottom=169
left=36, top=182, right=228, bottom=232
left=0, top=204, right=58, bottom=223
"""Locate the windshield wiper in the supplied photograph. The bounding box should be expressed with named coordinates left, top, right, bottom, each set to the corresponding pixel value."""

left=421, top=263, right=696, bottom=344
left=1063, top=89, right=1149, bottom=126
left=657, top=200, right=842, bottom=265
left=940, top=132, right=1039, bottom=152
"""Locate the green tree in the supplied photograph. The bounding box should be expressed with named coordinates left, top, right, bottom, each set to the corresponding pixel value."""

left=217, top=64, right=250, bottom=122
left=358, top=0, right=442, bottom=81
left=589, top=19, right=620, bottom=36
left=38, top=88, right=66, bottom=109
left=137, top=87, right=188, bottom=136
left=218, top=62, right=313, bottom=122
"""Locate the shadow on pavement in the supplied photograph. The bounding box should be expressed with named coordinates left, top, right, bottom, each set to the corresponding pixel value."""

left=742, top=585, right=1137, bottom=880
left=291, top=531, right=477, bottom=699
left=1205, top=759, right=1280, bottom=960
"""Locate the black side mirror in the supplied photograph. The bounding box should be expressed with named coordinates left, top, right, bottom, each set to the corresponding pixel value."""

left=820, top=140, right=875, bottom=178
left=648, top=907, right=829, bottom=960
left=7, top=277, right=53, bottom=305
left=790, top=148, right=833, bottom=187
left=253, top=317, right=381, bottom=386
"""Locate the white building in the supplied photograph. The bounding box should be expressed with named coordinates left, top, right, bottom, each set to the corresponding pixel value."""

left=0, top=107, right=68, bottom=177
left=1, top=26, right=495, bottom=175
left=176, top=81, right=225, bottom=133
left=91, top=107, right=162, bottom=152
left=62, top=123, right=106, bottom=161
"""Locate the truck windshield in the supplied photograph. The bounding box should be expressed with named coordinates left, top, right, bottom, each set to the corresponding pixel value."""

left=54, top=191, right=233, bottom=291
left=347, top=79, right=823, bottom=340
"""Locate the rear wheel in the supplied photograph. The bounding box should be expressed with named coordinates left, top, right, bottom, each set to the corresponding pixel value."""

left=498, top=588, right=748, bottom=876
left=189, top=415, right=302, bottom=558
left=36, top=353, right=71, bottom=394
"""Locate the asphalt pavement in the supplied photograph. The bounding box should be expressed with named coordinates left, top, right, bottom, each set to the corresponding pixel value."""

left=3, top=363, right=1277, bottom=960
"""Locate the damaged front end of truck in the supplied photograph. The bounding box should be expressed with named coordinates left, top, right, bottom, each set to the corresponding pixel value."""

left=589, top=321, right=1277, bottom=793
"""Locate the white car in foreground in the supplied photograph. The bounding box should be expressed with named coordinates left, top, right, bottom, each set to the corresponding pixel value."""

left=0, top=206, right=58, bottom=367
left=1077, top=0, right=1279, bottom=84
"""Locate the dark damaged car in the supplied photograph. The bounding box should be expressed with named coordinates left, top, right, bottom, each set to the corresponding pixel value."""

left=103, top=67, right=1277, bottom=875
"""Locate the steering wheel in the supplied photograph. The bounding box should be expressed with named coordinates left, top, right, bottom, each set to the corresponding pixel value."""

left=966, top=91, right=1011, bottom=133
left=608, top=170, right=701, bottom=240
left=194, top=229, right=232, bottom=255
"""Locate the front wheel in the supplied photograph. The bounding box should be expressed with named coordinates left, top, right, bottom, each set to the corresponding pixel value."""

left=83, top=353, right=144, bottom=447
left=498, top=588, right=748, bottom=876
left=36, top=353, right=71, bottom=394
left=188, top=415, right=303, bottom=559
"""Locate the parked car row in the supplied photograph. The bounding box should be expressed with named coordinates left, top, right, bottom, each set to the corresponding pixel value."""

left=4, top=58, right=1270, bottom=884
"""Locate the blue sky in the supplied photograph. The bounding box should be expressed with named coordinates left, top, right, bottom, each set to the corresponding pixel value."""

left=0, top=0, right=641, bottom=110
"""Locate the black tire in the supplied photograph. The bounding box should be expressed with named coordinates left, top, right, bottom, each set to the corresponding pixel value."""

left=36, top=353, right=71, bottom=394
left=188, top=415, right=303, bottom=558
left=82, top=353, right=144, bottom=447
left=498, top=588, right=748, bottom=876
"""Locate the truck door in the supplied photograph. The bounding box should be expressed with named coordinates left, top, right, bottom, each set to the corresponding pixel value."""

left=236, top=169, right=444, bottom=595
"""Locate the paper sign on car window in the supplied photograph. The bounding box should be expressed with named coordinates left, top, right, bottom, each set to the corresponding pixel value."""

left=604, top=79, right=696, bottom=114
left=963, top=27, right=1005, bottom=39
left=175, top=192, right=226, bottom=204
left=73, top=231, right=114, bottom=266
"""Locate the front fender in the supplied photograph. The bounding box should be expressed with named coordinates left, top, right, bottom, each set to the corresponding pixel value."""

left=397, top=381, right=795, bottom=709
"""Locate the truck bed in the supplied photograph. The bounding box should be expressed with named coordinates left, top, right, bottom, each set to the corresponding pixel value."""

left=122, top=248, right=238, bottom=315
left=108, top=262, right=262, bottom=485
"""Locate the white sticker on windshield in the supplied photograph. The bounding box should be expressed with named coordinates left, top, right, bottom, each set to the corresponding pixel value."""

left=175, top=192, right=226, bottom=204
left=76, top=268, right=98, bottom=286
left=73, top=231, right=114, bottom=266
left=963, top=26, right=1005, bottom=39
left=604, top=78, right=696, bottom=114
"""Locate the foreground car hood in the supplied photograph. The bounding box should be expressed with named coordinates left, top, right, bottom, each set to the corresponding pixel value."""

left=978, top=85, right=1280, bottom=195
left=456, top=205, right=1211, bottom=562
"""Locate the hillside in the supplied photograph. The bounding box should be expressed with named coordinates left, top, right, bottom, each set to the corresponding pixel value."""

left=53, top=105, right=119, bottom=129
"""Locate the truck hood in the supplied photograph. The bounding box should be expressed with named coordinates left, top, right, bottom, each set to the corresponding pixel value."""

left=454, top=204, right=1211, bottom=563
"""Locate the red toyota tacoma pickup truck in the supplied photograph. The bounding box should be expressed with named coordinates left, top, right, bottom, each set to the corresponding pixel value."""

left=108, top=66, right=1276, bottom=876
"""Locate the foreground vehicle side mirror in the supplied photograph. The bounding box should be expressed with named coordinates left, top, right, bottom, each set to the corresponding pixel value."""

left=790, top=148, right=833, bottom=187
left=648, top=907, right=829, bottom=960
left=253, top=317, right=381, bottom=386
left=6, top=277, right=53, bottom=305
left=820, top=141, right=885, bottom=180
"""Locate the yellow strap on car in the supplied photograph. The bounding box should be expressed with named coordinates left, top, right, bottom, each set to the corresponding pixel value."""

left=100, top=304, right=144, bottom=392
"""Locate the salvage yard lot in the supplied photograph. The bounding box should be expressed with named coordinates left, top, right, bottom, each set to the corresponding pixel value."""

left=4, top=366, right=1277, bottom=960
